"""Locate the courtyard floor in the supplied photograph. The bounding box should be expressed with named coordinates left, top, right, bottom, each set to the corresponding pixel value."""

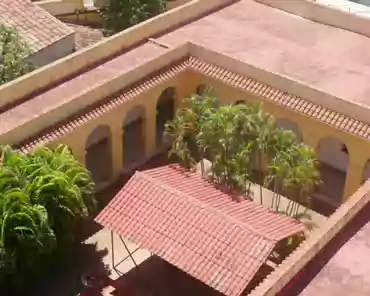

left=28, top=152, right=336, bottom=296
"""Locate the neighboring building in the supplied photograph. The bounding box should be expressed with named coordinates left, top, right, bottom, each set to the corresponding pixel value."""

left=316, top=0, right=370, bottom=18
left=0, top=0, right=75, bottom=66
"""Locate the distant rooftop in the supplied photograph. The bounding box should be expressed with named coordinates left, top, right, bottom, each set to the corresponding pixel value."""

left=0, top=0, right=74, bottom=52
left=156, top=0, right=370, bottom=110
left=317, top=0, right=370, bottom=18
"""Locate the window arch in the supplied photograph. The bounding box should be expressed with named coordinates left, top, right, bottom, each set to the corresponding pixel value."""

left=156, top=87, right=176, bottom=147
left=85, top=125, right=113, bottom=184
left=123, top=106, right=146, bottom=168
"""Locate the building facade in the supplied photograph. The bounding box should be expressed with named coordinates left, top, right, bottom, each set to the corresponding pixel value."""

left=1, top=0, right=370, bottom=216
left=0, top=0, right=75, bottom=67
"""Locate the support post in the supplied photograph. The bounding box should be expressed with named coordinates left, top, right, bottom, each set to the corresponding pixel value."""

left=110, top=124, right=124, bottom=179
left=343, top=163, right=364, bottom=200
left=145, top=109, right=157, bottom=158
left=119, top=236, right=138, bottom=267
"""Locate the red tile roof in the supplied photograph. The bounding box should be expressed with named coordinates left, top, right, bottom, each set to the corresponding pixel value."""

left=95, top=164, right=305, bottom=296
left=0, top=0, right=73, bottom=52
left=18, top=56, right=370, bottom=153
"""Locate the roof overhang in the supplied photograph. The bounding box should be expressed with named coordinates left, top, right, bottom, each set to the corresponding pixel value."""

left=17, top=43, right=370, bottom=152
left=95, top=164, right=305, bottom=296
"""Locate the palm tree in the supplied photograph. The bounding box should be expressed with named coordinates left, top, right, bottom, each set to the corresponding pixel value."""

left=165, top=93, right=218, bottom=173
left=0, top=144, right=96, bottom=288
left=166, top=94, right=321, bottom=226
left=246, top=103, right=276, bottom=204
left=0, top=188, right=55, bottom=286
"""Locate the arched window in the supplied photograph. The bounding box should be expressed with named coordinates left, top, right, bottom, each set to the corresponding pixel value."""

left=275, top=119, right=303, bottom=142
left=123, top=106, right=146, bottom=168
left=315, top=137, right=349, bottom=208
left=156, top=87, right=176, bottom=147
left=85, top=125, right=113, bottom=184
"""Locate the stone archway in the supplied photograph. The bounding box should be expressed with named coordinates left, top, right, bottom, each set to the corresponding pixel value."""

left=234, top=100, right=246, bottom=105
left=316, top=137, right=349, bottom=207
left=85, top=125, right=113, bottom=185
left=156, top=87, right=176, bottom=147
left=196, top=84, right=208, bottom=96
left=275, top=119, right=302, bottom=142
left=123, top=106, right=146, bottom=168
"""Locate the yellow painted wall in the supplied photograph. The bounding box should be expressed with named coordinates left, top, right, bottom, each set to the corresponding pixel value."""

left=43, top=70, right=370, bottom=199
left=57, top=11, right=103, bottom=25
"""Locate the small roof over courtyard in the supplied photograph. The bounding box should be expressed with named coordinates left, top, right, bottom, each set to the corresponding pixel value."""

left=95, top=164, right=305, bottom=296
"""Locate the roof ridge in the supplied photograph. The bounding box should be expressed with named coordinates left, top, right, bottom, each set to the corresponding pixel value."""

left=19, top=55, right=370, bottom=157
left=137, top=170, right=275, bottom=242
left=187, top=56, right=370, bottom=140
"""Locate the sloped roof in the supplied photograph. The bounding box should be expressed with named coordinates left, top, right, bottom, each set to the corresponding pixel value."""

left=18, top=55, right=370, bottom=153
left=95, top=164, right=305, bottom=296
left=0, top=0, right=73, bottom=52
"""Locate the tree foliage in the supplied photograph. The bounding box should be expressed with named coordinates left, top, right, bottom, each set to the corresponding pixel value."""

left=165, top=92, right=321, bottom=220
left=0, top=145, right=96, bottom=289
left=0, top=24, right=35, bottom=85
left=102, top=0, right=166, bottom=36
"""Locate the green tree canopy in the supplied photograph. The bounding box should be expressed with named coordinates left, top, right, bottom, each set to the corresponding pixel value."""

left=0, top=24, right=35, bottom=85
left=0, top=145, right=96, bottom=289
left=165, top=92, right=321, bottom=220
left=102, top=0, right=166, bottom=36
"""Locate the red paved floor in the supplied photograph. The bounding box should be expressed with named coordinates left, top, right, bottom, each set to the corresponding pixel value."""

left=278, top=203, right=370, bottom=296
left=4, top=1, right=370, bottom=138
left=0, top=42, right=166, bottom=136
left=157, top=0, right=370, bottom=107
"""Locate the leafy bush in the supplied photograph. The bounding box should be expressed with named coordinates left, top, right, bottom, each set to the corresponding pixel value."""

left=102, top=0, right=166, bottom=36
left=0, top=145, right=96, bottom=289
left=165, top=93, right=321, bottom=218
left=0, top=24, right=35, bottom=85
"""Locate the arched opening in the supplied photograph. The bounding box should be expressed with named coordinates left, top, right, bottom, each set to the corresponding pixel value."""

left=314, top=137, right=349, bottom=214
left=234, top=100, right=246, bottom=105
left=123, top=106, right=146, bottom=168
left=85, top=125, right=113, bottom=185
left=196, top=84, right=208, bottom=96
left=156, top=87, right=176, bottom=147
left=275, top=119, right=302, bottom=142
left=195, top=84, right=220, bottom=109
left=363, top=160, right=370, bottom=183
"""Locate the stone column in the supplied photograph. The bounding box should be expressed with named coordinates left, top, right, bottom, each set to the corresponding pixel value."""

left=68, top=139, right=87, bottom=167
left=145, top=108, right=157, bottom=158
left=110, top=123, right=124, bottom=179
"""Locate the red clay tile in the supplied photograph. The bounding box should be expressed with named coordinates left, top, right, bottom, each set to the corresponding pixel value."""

left=95, top=164, right=305, bottom=296
left=0, top=0, right=73, bottom=52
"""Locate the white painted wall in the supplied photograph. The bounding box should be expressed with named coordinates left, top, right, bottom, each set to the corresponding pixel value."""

left=316, top=0, right=370, bottom=18
left=28, top=34, right=75, bottom=67
left=318, top=137, right=348, bottom=172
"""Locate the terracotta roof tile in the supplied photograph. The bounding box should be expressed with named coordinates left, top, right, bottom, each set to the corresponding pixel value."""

left=17, top=58, right=188, bottom=152
left=18, top=56, right=370, bottom=152
left=187, top=57, right=370, bottom=142
left=0, top=0, right=73, bottom=52
left=95, top=164, right=304, bottom=296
